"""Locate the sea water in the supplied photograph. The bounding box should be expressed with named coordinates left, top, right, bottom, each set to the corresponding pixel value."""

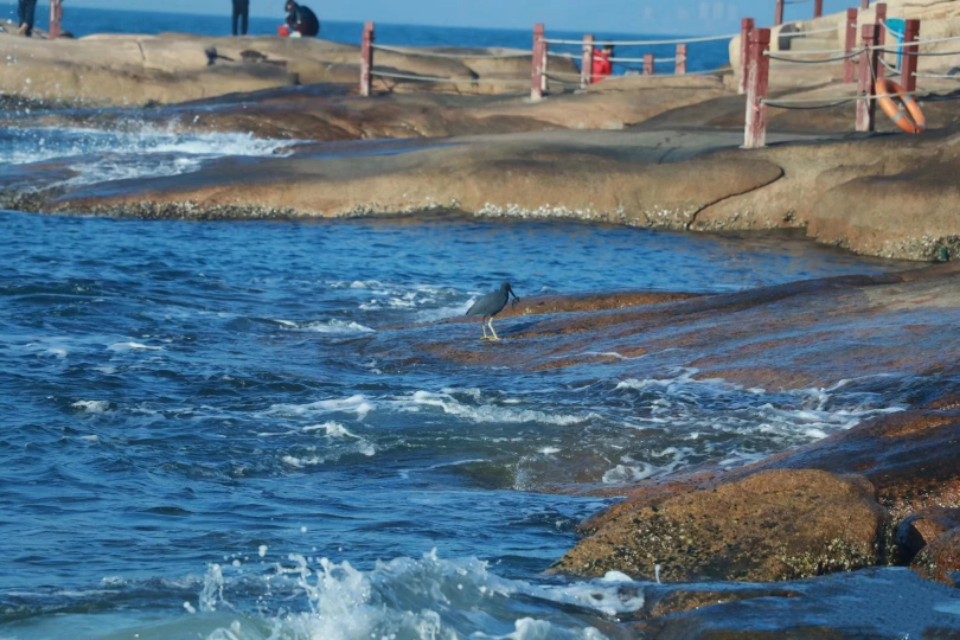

left=2, top=8, right=960, bottom=638
left=0, top=4, right=733, bottom=75
left=3, top=207, right=960, bottom=638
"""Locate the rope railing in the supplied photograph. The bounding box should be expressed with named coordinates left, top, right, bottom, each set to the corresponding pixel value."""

left=614, top=56, right=678, bottom=64
left=889, top=32, right=960, bottom=48
left=371, top=44, right=531, bottom=60
left=761, top=87, right=925, bottom=109
left=543, top=33, right=736, bottom=47
left=777, top=26, right=840, bottom=38
left=767, top=51, right=863, bottom=63
left=371, top=69, right=530, bottom=87
left=879, top=46, right=960, bottom=58
left=766, top=47, right=862, bottom=59
left=743, top=9, right=934, bottom=148
left=879, top=19, right=904, bottom=39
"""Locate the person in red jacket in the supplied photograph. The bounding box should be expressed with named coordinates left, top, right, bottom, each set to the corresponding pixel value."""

left=591, top=45, right=614, bottom=83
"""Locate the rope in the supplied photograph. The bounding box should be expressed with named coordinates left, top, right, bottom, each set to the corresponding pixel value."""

left=612, top=56, right=677, bottom=63
left=543, top=33, right=736, bottom=47
left=371, top=44, right=531, bottom=60
left=763, top=98, right=855, bottom=109
left=371, top=69, right=528, bottom=87
left=766, top=49, right=863, bottom=63
left=879, top=20, right=904, bottom=39
left=683, top=67, right=727, bottom=75
left=541, top=72, right=581, bottom=85
left=762, top=88, right=928, bottom=109
left=904, top=32, right=960, bottom=47
left=879, top=56, right=901, bottom=76
left=765, top=46, right=861, bottom=58
left=879, top=47, right=960, bottom=58
left=914, top=72, right=960, bottom=79
left=777, top=26, right=840, bottom=38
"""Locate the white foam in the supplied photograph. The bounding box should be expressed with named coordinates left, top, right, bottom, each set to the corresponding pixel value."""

left=267, top=395, right=374, bottom=421
left=72, top=400, right=110, bottom=413
left=5, top=123, right=300, bottom=185
left=403, top=390, right=592, bottom=426
left=202, top=551, right=622, bottom=640
left=297, top=319, right=375, bottom=334
left=107, top=341, right=164, bottom=352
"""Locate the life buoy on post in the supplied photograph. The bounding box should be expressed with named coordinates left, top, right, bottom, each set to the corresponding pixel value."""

left=875, top=78, right=926, bottom=134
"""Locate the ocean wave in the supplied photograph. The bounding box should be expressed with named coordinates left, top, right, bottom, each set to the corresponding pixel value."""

left=2, top=123, right=300, bottom=186
left=401, top=390, right=594, bottom=426
left=273, top=318, right=375, bottom=334
left=195, top=550, right=632, bottom=640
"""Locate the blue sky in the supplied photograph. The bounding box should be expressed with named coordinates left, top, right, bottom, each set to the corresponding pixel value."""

left=62, top=0, right=856, bottom=35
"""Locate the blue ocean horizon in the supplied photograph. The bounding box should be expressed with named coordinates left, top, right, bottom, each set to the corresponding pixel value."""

left=0, top=3, right=733, bottom=73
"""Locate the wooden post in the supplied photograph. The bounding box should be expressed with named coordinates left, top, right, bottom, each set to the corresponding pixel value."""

left=49, top=0, right=63, bottom=38
left=739, top=17, right=754, bottom=95
left=875, top=2, right=887, bottom=81
left=844, top=9, right=858, bottom=83
left=775, top=0, right=784, bottom=26
left=581, top=34, right=595, bottom=88
left=902, top=19, right=921, bottom=92
left=744, top=27, right=771, bottom=149
left=676, top=43, right=688, bottom=75
left=814, top=0, right=823, bottom=19
left=531, top=23, right=545, bottom=101
left=540, top=30, right=549, bottom=94
left=856, top=23, right=880, bottom=132
left=360, top=21, right=374, bottom=97
left=643, top=53, right=655, bottom=76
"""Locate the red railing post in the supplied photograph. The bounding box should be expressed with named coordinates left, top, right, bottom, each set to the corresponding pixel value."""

left=775, top=0, right=785, bottom=26
left=50, top=0, right=63, bottom=38
left=902, top=19, right=921, bottom=92
left=844, top=8, right=859, bottom=83
left=676, top=43, right=688, bottom=75
left=875, top=2, right=887, bottom=81
left=531, top=23, right=545, bottom=101
left=643, top=53, right=655, bottom=76
left=744, top=27, right=771, bottom=149
left=581, top=34, right=595, bottom=88
left=739, top=17, right=755, bottom=94
left=360, top=21, right=374, bottom=97
left=856, top=23, right=880, bottom=132
left=814, top=0, right=824, bottom=19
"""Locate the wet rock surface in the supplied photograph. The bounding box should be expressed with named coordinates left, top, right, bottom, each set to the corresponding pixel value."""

left=552, top=469, right=887, bottom=583
left=421, top=262, right=960, bottom=589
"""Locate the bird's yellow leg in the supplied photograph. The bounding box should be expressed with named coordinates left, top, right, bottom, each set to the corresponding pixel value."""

left=480, top=320, right=489, bottom=340
left=488, top=319, right=500, bottom=341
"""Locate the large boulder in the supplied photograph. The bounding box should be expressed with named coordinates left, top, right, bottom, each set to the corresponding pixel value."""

left=552, top=469, right=887, bottom=583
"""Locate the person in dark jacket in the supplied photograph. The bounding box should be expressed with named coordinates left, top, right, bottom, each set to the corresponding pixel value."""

left=232, top=0, right=249, bottom=35
left=284, top=0, right=319, bottom=37
left=18, top=0, right=38, bottom=36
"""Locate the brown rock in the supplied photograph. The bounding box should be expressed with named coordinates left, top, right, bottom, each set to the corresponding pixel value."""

left=896, top=509, right=960, bottom=561
left=911, top=527, right=960, bottom=587
left=552, top=469, right=887, bottom=583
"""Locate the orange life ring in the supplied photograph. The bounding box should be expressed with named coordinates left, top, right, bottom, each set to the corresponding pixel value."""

left=875, top=79, right=926, bottom=135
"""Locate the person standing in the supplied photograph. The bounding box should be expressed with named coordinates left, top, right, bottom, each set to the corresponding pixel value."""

left=17, top=0, right=38, bottom=36
left=284, top=0, right=319, bottom=37
left=232, top=0, right=249, bottom=35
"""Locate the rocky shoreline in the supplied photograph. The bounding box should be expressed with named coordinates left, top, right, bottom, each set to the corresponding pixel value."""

left=3, top=0, right=960, bottom=605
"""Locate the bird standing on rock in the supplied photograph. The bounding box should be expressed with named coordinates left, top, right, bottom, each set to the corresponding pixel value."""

left=465, top=282, right=520, bottom=341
